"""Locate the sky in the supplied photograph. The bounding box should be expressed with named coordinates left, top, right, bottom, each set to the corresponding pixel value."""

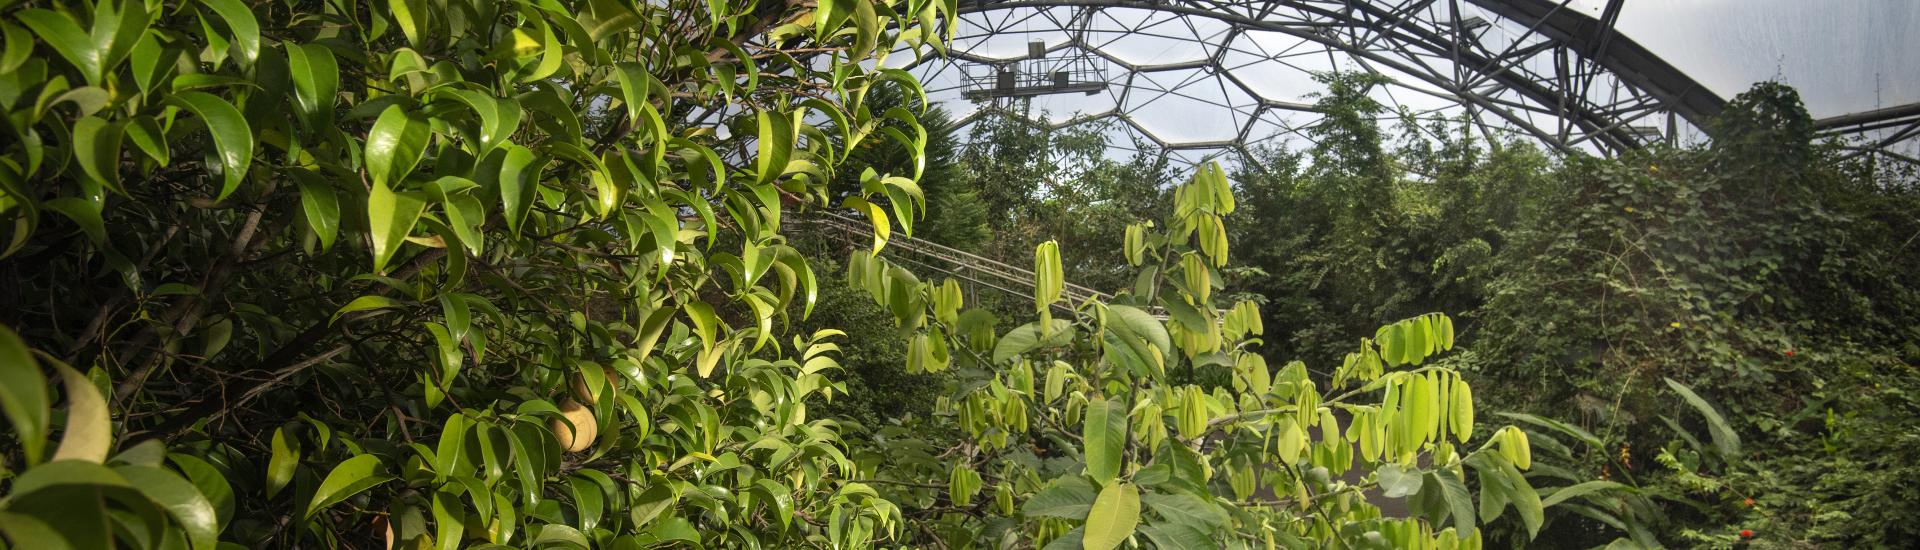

left=1582, top=0, right=1918, bottom=119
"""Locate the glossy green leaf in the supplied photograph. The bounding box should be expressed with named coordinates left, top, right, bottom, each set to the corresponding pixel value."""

left=295, top=175, right=340, bottom=251
left=265, top=426, right=298, bottom=498
left=16, top=9, right=100, bottom=82
left=169, top=91, right=254, bottom=201
left=498, top=145, right=539, bottom=237
left=168, top=453, right=235, bottom=529
left=285, top=43, right=339, bottom=127
left=431, top=490, right=464, bottom=550
left=366, top=105, right=431, bottom=188
left=199, top=0, right=259, bottom=65
left=331, top=295, right=403, bottom=324
left=368, top=181, right=426, bottom=274
left=116, top=465, right=219, bottom=550
left=304, top=454, right=393, bottom=521
left=124, top=116, right=170, bottom=165
left=71, top=116, right=124, bottom=195
left=755, top=109, right=793, bottom=186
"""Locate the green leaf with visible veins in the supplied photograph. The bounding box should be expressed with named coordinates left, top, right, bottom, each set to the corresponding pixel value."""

left=1082, top=482, right=1140, bottom=550
left=1082, top=397, right=1126, bottom=487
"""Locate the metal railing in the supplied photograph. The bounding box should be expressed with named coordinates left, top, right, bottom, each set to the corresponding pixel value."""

left=789, top=210, right=1138, bottom=316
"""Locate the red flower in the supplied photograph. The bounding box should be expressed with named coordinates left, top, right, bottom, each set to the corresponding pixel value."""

left=1786, top=350, right=1795, bottom=357
left=1740, top=529, right=1755, bottom=539
left=1744, top=497, right=1755, bottom=506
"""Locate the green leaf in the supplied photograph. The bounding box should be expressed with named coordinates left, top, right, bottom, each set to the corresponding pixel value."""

left=1103, top=305, right=1171, bottom=361
left=1376, top=463, right=1422, bottom=499
left=368, top=181, right=426, bottom=274
left=498, top=145, right=539, bottom=237
left=0, top=511, right=73, bottom=550
left=612, top=62, right=657, bottom=128
left=755, top=109, right=792, bottom=186
left=992, top=319, right=1075, bottom=364
left=389, top=0, right=426, bottom=47
left=168, top=453, right=235, bottom=529
left=431, top=491, right=464, bottom=550
left=366, top=105, right=431, bottom=188
left=115, top=465, right=220, bottom=550
left=50, top=360, right=110, bottom=463
left=169, top=91, right=254, bottom=201
left=534, top=523, right=592, bottom=548
left=434, top=412, right=468, bottom=478
left=304, top=454, right=393, bottom=521
left=0, top=324, right=50, bottom=466
left=752, top=478, right=794, bottom=530
left=629, top=484, right=677, bottom=528
left=285, top=43, right=339, bottom=127
left=71, top=116, right=124, bottom=195
left=1023, top=478, right=1096, bottom=519
left=1663, top=378, right=1742, bottom=462
left=1140, top=492, right=1225, bottom=530
left=1137, top=522, right=1213, bottom=550
left=1082, top=482, right=1140, bottom=550
left=1495, top=412, right=1602, bottom=449
left=295, top=175, right=340, bottom=251
left=0, top=23, right=30, bottom=73
left=1540, top=480, right=1632, bottom=508
left=265, top=426, right=299, bottom=498
left=1083, top=397, right=1125, bottom=486
left=1, top=461, right=135, bottom=550
left=1043, top=528, right=1085, bottom=550
left=125, top=115, right=170, bottom=165
left=199, top=0, right=259, bottom=65
left=1499, top=456, right=1544, bottom=539
left=16, top=9, right=100, bottom=83
left=331, top=295, right=403, bottom=324
left=842, top=196, right=891, bottom=253
left=1434, top=468, right=1477, bottom=535
left=44, top=198, right=106, bottom=246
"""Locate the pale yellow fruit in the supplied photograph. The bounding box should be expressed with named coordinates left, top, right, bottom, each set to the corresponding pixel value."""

left=568, top=368, right=621, bottom=403
left=551, top=398, right=598, bottom=452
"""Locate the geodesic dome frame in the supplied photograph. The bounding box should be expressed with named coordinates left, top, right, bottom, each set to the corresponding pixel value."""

left=897, top=0, right=1917, bottom=166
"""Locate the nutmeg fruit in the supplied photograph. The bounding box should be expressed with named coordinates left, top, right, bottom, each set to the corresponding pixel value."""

left=551, top=398, right=598, bottom=452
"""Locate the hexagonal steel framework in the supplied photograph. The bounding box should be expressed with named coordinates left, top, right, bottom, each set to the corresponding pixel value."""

left=896, top=0, right=1917, bottom=166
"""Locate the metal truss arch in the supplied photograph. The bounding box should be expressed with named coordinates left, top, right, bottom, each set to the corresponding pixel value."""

left=909, top=0, right=1728, bottom=165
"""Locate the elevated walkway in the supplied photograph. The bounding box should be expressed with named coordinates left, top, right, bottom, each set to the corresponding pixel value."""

left=789, top=211, right=1144, bottom=317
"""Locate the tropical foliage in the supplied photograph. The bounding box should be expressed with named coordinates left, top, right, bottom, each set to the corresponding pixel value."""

left=840, top=164, right=1544, bottom=549
left=0, top=0, right=966, bottom=546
